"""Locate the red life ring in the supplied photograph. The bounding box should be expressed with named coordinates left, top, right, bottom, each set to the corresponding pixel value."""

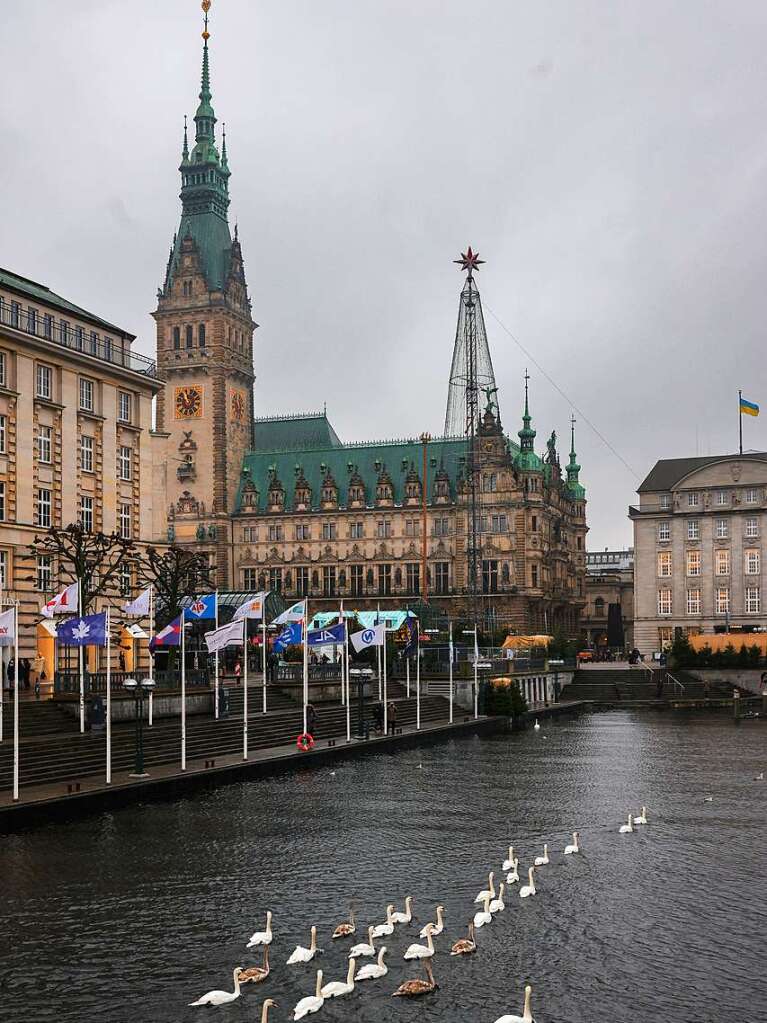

left=296, top=732, right=315, bottom=752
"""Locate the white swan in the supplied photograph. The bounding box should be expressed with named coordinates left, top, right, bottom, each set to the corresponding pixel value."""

left=258, top=1000, right=278, bottom=1023
left=633, top=806, right=648, bottom=825
left=391, top=895, right=413, bottom=924
left=506, top=858, right=520, bottom=884
left=355, top=945, right=388, bottom=981
left=372, top=904, right=395, bottom=938
left=348, top=926, right=376, bottom=959
left=502, top=845, right=516, bottom=871
left=493, top=983, right=536, bottom=1022
left=320, top=958, right=356, bottom=999
left=489, top=882, right=506, bottom=915
left=404, top=923, right=435, bottom=960
left=293, top=969, right=324, bottom=1019
left=533, top=719, right=541, bottom=731
left=247, top=910, right=273, bottom=948
left=189, top=967, right=243, bottom=1006
left=332, top=906, right=356, bottom=939
left=473, top=893, right=492, bottom=928
left=474, top=870, right=496, bottom=903
left=564, top=832, right=580, bottom=855
left=534, top=843, right=549, bottom=866
left=287, top=925, right=321, bottom=965
left=420, top=905, right=445, bottom=938
left=619, top=813, right=635, bottom=834
left=519, top=867, right=537, bottom=899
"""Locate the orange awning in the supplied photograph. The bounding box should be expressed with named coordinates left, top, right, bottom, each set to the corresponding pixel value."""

left=502, top=634, right=553, bottom=650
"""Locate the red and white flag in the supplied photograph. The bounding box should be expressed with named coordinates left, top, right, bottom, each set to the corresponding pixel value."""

left=41, top=582, right=79, bottom=619
left=0, top=607, right=15, bottom=646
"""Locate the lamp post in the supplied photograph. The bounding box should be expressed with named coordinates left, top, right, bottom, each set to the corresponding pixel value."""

left=123, top=676, right=156, bottom=778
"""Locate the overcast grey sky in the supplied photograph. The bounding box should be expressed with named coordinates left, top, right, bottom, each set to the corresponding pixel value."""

left=3, top=1, right=767, bottom=548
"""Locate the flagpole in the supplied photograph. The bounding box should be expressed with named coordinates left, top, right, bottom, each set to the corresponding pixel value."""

left=739, top=389, right=743, bottom=455
left=213, top=589, right=220, bottom=720
left=473, top=627, right=479, bottom=720
left=243, top=618, right=248, bottom=760
left=181, top=611, right=186, bottom=771
left=448, top=619, right=454, bottom=725
left=376, top=602, right=382, bottom=701
left=383, top=619, right=388, bottom=736
left=416, top=622, right=421, bottom=731
left=148, top=586, right=154, bottom=727
left=302, top=598, right=309, bottom=734
left=13, top=600, right=19, bottom=801
left=262, top=617, right=267, bottom=714
left=344, top=616, right=351, bottom=744
left=78, top=578, right=84, bottom=734
left=0, top=595, right=4, bottom=745
left=339, top=600, right=345, bottom=706
left=106, top=607, right=112, bottom=785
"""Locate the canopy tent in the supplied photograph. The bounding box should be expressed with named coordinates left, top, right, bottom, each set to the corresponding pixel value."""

left=502, top=634, right=554, bottom=650
left=689, top=632, right=767, bottom=654
left=309, top=610, right=417, bottom=631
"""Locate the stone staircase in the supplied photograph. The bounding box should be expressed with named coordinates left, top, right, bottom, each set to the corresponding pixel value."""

left=560, top=668, right=734, bottom=704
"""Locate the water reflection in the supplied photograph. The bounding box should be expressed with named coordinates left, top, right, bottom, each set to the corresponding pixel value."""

left=0, top=711, right=764, bottom=1022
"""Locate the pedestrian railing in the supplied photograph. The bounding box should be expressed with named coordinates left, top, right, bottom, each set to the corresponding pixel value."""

left=54, top=669, right=210, bottom=694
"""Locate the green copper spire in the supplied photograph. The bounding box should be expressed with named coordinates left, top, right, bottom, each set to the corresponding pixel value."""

left=514, top=369, right=542, bottom=472
left=182, top=115, right=189, bottom=162
left=566, top=414, right=585, bottom=498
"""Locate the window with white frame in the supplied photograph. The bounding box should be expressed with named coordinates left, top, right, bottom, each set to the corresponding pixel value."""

left=37, top=424, right=52, bottom=464
left=686, top=550, right=701, bottom=576
left=746, top=488, right=759, bottom=504
left=118, top=445, right=132, bottom=481
left=745, top=549, right=760, bottom=575
left=350, top=521, right=364, bottom=539
left=79, top=377, right=94, bottom=412
left=715, top=518, right=728, bottom=539
left=657, top=551, right=672, bottom=577
left=0, top=351, right=6, bottom=387
left=658, top=626, right=673, bottom=647
left=658, top=521, right=671, bottom=542
left=715, top=587, right=730, bottom=614
left=295, top=524, right=310, bottom=541
left=482, top=473, right=498, bottom=493
left=80, top=434, right=94, bottom=473
left=118, top=562, right=132, bottom=596
left=660, top=494, right=671, bottom=509
left=716, top=490, right=728, bottom=505
left=118, top=391, right=132, bottom=423
left=746, top=517, right=759, bottom=538
left=715, top=549, right=730, bottom=575
left=119, top=503, right=132, bottom=539
left=687, top=520, right=700, bottom=540
left=405, top=519, right=416, bottom=537
left=433, top=516, right=450, bottom=536
left=241, top=526, right=258, bottom=542
left=686, top=588, right=701, bottom=615
left=0, top=549, right=7, bottom=588
left=80, top=495, right=93, bottom=532
left=687, top=492, right=700, bottom=507
left=36, top=554, right=52, bottom=592
left=0, top=414, right=6, bottom=454
left=242, top=567, right=258, bottom=590
left=657, top=588, right=672, bottom=615
left=321, top=522, right=337, bottom=541
left=745, top=586, right=761, bottom=614
left=36, top=363, right=52, bottom=400
left=37, top=488, right=51, bottom=527
left=267, top=524, right=283, bottom=542
left=377, top=520, right=392, bottom=539
left=0, top=482, right=5, bottom=522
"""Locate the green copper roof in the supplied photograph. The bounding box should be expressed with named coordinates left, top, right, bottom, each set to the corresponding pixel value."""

left=253, top=413, right=342, bottom=452
left=565, top=418, right=585, bottom=497
left=515, top=449, right=543, bottom=472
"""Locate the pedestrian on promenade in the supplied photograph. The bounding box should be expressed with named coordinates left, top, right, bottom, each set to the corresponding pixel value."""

left=656, top=672, right=664, bottom=699
left=7, top=658, right=14, bottom=693
left=372, top=703, right=384, bottom=734
left=21, top=658, right=31, bottom=689
left=307, top=702, right=318, bottom=736
left=387, top=700, right=397, bottom=735
left=234, top=659, right=242, bottom=685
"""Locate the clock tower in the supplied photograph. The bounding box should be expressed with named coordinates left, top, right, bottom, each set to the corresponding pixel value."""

left=153, top=1, right=255, bottom=583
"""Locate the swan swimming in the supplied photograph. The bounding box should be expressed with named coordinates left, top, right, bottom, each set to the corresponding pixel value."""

left=420, top=905, right=445, bottom=937
left=506, top=858, right=520, bottom=884
left=564, top=832, right=580, bottom=855
left=473, top=893, right=493, bottom=928
left=450, top=921, right=477, bottom=956
left=320, top=959, right=356, bottom=999
left=348, top=926, right=376, bottom=959
left=493, top=983, right=536, bottom=1022
left=372, top=905, right=395, bottom=938
left=619, top=813, right=635, bottom=834
left=489, top=882, right=506, bottom=915
left=519, top=867, right=537, bottom=899
left=247, top=911, right=273, bottom=948
left=534, top=843, right=549, bottom=866
left=391, top=895, right=414, bottom=924
left=392, top=960, right=437, bottom=997
left=355, top=946, right=388, bottom=981
left=332, top=906, right=356, bottom=939
left=189, top=967, right=243, bottom=1006
left=293, top=969, right=324, bottom=1019
left=475, top=871, right=496, bottom=903
left=404, top=923, right=435, bottom=960
left=258, top=1000, right=278, bottom=1023
left=241, top=946, right=270, bottom=984
left=502, top=845, right=516, bottom=871
left=633, top=806, right=648, bottom=825
left=287, top=926, right=321, bottom=965
left=533, top=719, right=541, bottom=731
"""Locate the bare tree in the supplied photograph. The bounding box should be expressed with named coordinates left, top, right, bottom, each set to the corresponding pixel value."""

left=30, top=523, right=136, bottom=613
left=137, top=545, right=214, bottom=627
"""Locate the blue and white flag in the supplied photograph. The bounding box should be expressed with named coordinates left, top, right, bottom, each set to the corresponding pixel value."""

left=57, top=612, right=108, bottom=648
left=350, top=623, right=385, bottom=653
left=273, top=600, right=305, bottom=626
left=307, top=623, right=346, bottom=647
left=274, top=621, right=303, bottom=652
left=186, top=593, right=216, bottom=621
left=123, top=586, right=151, bottom=617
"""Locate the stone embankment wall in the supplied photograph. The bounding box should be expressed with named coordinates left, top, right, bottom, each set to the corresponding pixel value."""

left=688, top=669, right=766, bottom=695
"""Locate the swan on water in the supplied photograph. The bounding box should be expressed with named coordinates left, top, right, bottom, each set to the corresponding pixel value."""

left=502, top=845, right=516, bottom=871
left=293, top=970, right=325, bottom=1019
left=391, top=895, right=414, bottom=924
left=320, top=959, right=356, bottom=999
left=420, top=905, right=445, bottom=937
left=348, top=926, right=376, bottom=959
left=493, top=983, right=536, bottom=1022
left=619, top=813, right=635, bottom=834
left=450, top=921, right=477, bottom=956
left=258, top=999, right=278, bottom=1023
left=564, top=832, right=580, bottom=855
left=287, top=926, right=321, bottom=965
left=534, top=844, right=549, bottom=866
left=241, top=946, right=270, bottom=984
left=392, top=960, right=437, bottom=997
left=633, top=806, right=648, bottom=825
left=189, top=967, right=243, bottom=1006
left=247, top=911, right=273, bottom=948
left=332, top=906, right=356, bottom=939
left=473, top=893, right=493, bottom=928
left=489, top=882, right=506, bottom=915
left=519, top=867, right=537, bottom=899
left=474, top=871, right=496, bottom=903
left=372, top=905, right=395, bottom=938
left=506, top=858, right=520, bottom=884
left=404, top=923, right=435, bottom=960
left=355, top=946, right=388, bottom=981
left=533, top=719, right=541, bottom=731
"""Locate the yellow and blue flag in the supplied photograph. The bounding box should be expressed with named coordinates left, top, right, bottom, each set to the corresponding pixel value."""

left=740, top=396, right=759, bottom=417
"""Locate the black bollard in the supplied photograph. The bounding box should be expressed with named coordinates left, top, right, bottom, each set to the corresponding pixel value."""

left=733, top=689, right=741, bottom=722
left=762, top=689, right=767, bottom=718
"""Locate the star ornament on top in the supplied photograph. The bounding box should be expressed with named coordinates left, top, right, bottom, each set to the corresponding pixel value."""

left=454, top=247, right=485, bottom=274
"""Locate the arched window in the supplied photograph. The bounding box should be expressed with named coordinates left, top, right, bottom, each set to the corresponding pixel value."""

left=185, top=325, right=193, bottom=349
left=198, top=323, right=206, bottom=347
left=173, top=326, right=180, bottom=350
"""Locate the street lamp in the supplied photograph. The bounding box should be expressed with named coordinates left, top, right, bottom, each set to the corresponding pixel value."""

left=123, top=676, right=156, bottom=778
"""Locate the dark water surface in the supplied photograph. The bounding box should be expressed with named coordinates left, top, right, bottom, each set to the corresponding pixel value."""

left=1, top=711, right=765, bottom=1023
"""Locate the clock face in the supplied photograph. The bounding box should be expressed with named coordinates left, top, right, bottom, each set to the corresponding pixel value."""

left=231, top=390, right=246, bottom=422
left=174, top=385, right=203, bottom=419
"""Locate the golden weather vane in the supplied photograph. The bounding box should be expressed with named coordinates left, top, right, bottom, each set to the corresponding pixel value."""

left=202, top=0, right=211, bottom=40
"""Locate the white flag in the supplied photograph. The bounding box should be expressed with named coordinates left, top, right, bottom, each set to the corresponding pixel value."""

left=233, top=593, right=266, bottom=621
left=350, top=623, right=385, bottom=653
left=0, top=607, right=15, bottom=646
left=41, top=582, right=79, bottom=618
left=205, top=618, right=245, bottom=653
left=273, top=600, right=305, bottom=625
left=125, top=623, right=148, bottom=639
left=123, top=586, right=151, bottom=617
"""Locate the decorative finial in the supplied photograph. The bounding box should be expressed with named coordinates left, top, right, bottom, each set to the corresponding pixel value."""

left=202, top=0, right=211, bottom=40
left=182, top=114, right=189, bottom=160
left=454, top=246, right=485, bottom=278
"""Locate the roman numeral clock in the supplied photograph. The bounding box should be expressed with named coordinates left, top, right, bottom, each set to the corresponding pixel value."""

left=174, top=385, right=203, bottom=419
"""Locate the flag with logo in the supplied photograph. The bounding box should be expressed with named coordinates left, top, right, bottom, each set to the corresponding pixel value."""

left=204, top=618, right=244, bottom=654
left=350, top=623, right=385, bottom=653
left=396, top=616, right=418, bottom=655
left=125, top=623, right=148, bottom=640
left=57, top=612, right=108, bottom=647
left=233, top=593, right=266, bottom=621
left=0, top=607, right=15, bottom=646
left=123, top=586, right=151, bottom=617
left=307, top=622, right=346, bottom=647
left=274, top=621, right=303, bottom=653
left=273, top=600, right=305, bottom=626
left=149, top=615, right=182, bottom=652
left=41, top=582, right=79, bottom=619
left=186, top=593, right=217, bottom=621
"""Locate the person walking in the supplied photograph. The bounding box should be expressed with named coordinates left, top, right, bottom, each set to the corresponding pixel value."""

left=234, top=658, right=242, bottom=685
left=307, top=702, right=318, bottom=737
left=21, top=658, right=31, bottom=690
left=387, top=700, right=397, bottom=735
left=7, top=658, right=15, bottom=693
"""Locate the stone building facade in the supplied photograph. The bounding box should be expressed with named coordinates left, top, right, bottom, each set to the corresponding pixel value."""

left=582, top=548, right=634, bottom=650
left=631, top=453, right=767, bottom=653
